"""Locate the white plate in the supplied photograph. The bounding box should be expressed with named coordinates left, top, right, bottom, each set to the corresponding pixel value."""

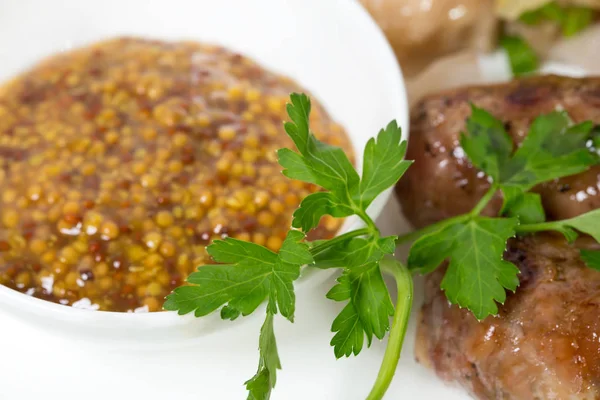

left=0, top=0, right=410, bottom=399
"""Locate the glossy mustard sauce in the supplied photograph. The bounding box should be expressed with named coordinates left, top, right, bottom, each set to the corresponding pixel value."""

left=0, top=37, right=352, bottom=312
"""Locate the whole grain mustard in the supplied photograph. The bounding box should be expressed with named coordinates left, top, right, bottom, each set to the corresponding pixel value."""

left=0, top=38, right=352, bottom=312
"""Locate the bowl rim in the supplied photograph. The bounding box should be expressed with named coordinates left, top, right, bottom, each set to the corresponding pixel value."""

left=0, top=0, right=407, bottom=334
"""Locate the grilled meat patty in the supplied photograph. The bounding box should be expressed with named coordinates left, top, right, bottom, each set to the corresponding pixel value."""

left=417, top=235, right=600, bottom=400
left=397, top=76, right=600, bottom=399
left=396, top=75, right=600, bottom=230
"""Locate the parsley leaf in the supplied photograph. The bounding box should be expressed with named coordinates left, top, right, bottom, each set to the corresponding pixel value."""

left=280, top=93, right=408, bottom=232
left=320, top=236, right=396, bottom=356
left=278, top=93, right=359, bottom=206
left=359, top=121, right=412, bottom=209
left=503, top=115, right=595, bottom=187
left=464, top=109, right=596, bottom=188
left=408, top=217, right=519, bottom=320
left=581, top=250, right=600, bottom=270
left=327, top=255, right=394, bottom=357
left=461, top=107, right=598, bottom=219
left=292, top=192, right=351, bottom=232
left=500, top=35, right=539, bottom=76
left=459, top=105, right=513, bottom=182
left=164, top=230, right=312, bottom=399
left=503, top=191, right=545, bottom=224
left=406, top=223, right=459, bottom=275
left=312, top=235, right=394, bottom=269
left=519, top=1, right=593, bottom=37
left=164, top=230, right=312, bottom=322
left=245, top=313, right=280, bottom=400
left=560, top=209, right=600, bottom=242
left=328, top=299, right=365, bottom=358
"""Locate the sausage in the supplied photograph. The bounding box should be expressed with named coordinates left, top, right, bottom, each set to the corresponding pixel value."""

left=396, top=75, right=600, bottom=229
left=417, top=234, right=600, bottom=400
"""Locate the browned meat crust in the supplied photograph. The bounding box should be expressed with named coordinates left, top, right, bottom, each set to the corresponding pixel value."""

left=416, top=235, right=600, bottom=400
left=396, top=75, right=600, bottom=229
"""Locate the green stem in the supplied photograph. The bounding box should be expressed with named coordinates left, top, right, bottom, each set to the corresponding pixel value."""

left=395, top=185, right=498, bottom=245
left=470, top=185, right=498, bottom=216
left=515, top=221, right=562, bottom=234
left=357, top=209, right=379, bottom=236
left=310, top=228, right=370, bottom=256
left=366, top=258, right=414, bottom=400
left=395, top=214, right=469, bottom=245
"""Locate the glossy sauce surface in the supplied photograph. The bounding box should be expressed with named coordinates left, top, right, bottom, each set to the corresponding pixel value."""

left=361, top=0, right=497, bottom=76
left=0, top=38, right=352, bottom=312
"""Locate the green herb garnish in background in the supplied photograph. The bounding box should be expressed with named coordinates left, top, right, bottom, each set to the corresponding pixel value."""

left=519, top=1, right=594, bottom=37
left=500, top=35, right=539, bottom=77
left=165, top=94, right=600, bottom=399
left=519, top=1, right=564, bottom=25
left=504, top=1, right=594, bottom=76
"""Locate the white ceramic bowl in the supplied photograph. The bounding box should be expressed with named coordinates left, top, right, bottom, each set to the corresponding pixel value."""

left=0, top=0, right=407, bottom=343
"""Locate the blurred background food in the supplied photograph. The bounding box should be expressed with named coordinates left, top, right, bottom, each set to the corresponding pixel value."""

left=360, top=0, right=497, bottom=77
left=361, top=0, right=600, bottom=101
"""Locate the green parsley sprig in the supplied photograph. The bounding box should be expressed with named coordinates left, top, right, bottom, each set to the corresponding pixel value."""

left=165, top=93, right=413, bottom=399
left=165, top=94, right=600, bottom=399
left=519, top=1, right=594, bottom=37
left=502, top=2, right=595, bottom=76
left=500, top=35, right=539, bottom=77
